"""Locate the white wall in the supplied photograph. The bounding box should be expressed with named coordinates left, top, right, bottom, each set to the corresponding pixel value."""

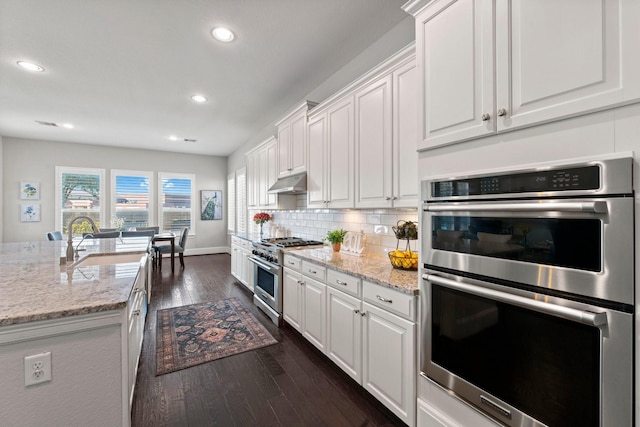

left=226, top=16, right=415, bottom=174
left=0, top=135, right=3, bottom=242
left=2, top=137, right=228, bottom=253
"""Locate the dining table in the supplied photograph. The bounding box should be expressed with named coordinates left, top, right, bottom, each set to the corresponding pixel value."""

left=152, top=232, right=176, bottom=273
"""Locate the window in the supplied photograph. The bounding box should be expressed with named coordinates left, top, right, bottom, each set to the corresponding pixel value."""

left=227, top=167, right=247, bottom=234
left=55, top=166, right=105, bottom=235
left=158, top=172, right=195, bottom=234
left=111, top=170, right=153, bottom=230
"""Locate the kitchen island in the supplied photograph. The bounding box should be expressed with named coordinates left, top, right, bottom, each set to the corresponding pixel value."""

left=0, top=237, right=151, bottom=427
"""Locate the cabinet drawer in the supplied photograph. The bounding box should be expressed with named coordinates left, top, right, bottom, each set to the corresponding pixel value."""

left=326, top=269, right=360, bottom=297
left=363, top=280, right=416, bottom=321
left=302, top=260, right=326, bottom=281
left=231, top=236, right=242, bottom=246
left=283, top=254, right=301, bottom=271
left=240, top=239, right=253, bottom=250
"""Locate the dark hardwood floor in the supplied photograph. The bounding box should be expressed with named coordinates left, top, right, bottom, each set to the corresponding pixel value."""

left=131, top=254, right=406, bottom=427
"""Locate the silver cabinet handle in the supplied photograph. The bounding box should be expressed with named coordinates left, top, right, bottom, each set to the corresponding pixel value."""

left=392, top=196, right=397, bottom=200
left=336, top=280, right=347, bottom=286
left=385, top=196, right=391, bottom=201
left=425, top=201, right=607, bottom=214
left=425, top=274, right=607, bottom=327
left=376, top=295, right=393, bottom=304
left=287, top=261, right=295, bottom=265
left=481, top=113, right=491, bottom=121
left=354, top=309, right=360, bottom=314
left=497, top=108, right=507, bottom=117
left=308, top=269, right=317, bottom=274
left=360, top=312, right=366, bottom=317
left=297, top=280, right=304, bottom=286
left=132, top=310, right=141, bottom=316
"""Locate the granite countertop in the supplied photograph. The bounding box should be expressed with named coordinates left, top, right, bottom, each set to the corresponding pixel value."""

left=286, top=247, right=420, bottom=295
left=0, top=237, right=150, bottom=327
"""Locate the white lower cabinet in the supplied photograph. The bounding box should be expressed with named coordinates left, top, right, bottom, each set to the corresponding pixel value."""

left=363, top=301, right=416, bottom=426
left=283, top=263, right=327, bottom=353
left=231, top=237, right=254, bottom=293
left=326, top=286, right=362, bottom=382
left=418, top=398, right=450, bottom=427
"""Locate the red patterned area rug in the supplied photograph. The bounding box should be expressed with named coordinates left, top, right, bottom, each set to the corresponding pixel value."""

left=156, top=298, right=277, bottom=375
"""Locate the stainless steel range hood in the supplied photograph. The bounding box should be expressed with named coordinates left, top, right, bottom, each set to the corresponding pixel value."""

left=268, top=172, right=307, bottom=194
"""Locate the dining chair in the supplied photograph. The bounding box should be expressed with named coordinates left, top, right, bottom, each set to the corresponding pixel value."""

left=46, top=231, right=63, bottom=241
left=136, top=226, right=160, bottom=234
left=155, top=227, right=189, bottom=268
left=83, top=231, right=121, bottom=238
left=121, top=230, right=155, bottom=238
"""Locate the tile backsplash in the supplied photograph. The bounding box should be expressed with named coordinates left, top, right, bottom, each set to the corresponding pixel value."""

left=250, top=196, right=418, bottom=255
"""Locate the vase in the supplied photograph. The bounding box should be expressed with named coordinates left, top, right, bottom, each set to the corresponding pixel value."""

left=259, top=223, right=264, bottom=240
left=332, top=242, right=341, bottom=252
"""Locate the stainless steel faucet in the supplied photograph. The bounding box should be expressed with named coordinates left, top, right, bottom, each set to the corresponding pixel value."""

left=66, top=216, right=100, bottom=262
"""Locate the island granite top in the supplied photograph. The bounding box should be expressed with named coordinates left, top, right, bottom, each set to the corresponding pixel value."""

left=285, top=247, right=419, bottom=295
left=0, top=238, right=149, bottom=327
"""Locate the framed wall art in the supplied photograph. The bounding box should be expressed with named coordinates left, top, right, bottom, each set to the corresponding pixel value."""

left=21, top=203, right=41, bottom=222
left=20, top=182, right=40, bottom=200
left=201, top=190, right=222, bottom=220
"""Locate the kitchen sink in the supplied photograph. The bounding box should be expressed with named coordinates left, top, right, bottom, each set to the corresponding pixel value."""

left=71, top=252, right=146, bottom=268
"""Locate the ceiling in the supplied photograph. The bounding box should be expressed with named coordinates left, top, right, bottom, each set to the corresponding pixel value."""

left=0, top=0, right=409, bottom=157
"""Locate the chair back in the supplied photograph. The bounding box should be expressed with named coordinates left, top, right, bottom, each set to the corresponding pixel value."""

left=136, top=226, right=160, bottom=234
left=122, top=230, right=155, bottom=238
left=84, top=231, right=121, bottom=238
left=179, top=227, right=189, bottom=249
left=46, top=231, right=63, bottom=241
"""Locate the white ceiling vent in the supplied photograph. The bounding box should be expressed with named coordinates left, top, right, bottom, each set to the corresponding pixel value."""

left=35, top=120, right=59, bottom=127
left=183, top=138, right=197, bottom=142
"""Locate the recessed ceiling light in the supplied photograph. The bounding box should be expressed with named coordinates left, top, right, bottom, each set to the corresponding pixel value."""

left=211, top=27, right=235, bottom=42
left=169, top=135, right=179, bottom=141
left=17, top=61, right=45, bottom=72
left=191, top=94, right=207, bottom=103
left=61, top=123, right=74, bottom=129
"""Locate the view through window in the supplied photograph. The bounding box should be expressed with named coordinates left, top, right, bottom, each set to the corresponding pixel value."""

left=56, top=166, right=105, bottom=235
left=159, top=172, right=195, bottom=233
left=112, top=170, right=153, bottom=230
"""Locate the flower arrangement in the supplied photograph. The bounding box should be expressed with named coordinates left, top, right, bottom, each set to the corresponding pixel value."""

left=253, top=212, right=271, bottom=225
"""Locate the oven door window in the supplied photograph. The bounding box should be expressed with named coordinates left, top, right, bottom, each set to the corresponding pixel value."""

left=255, top=266, right=275, bottom=298
left=431, top=284, right=600, bottom=426
left=432, top=216, right=601, bottom=271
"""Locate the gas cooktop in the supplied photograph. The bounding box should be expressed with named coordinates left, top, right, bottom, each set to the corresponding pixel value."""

left=261, top=237, right=324, bottom=248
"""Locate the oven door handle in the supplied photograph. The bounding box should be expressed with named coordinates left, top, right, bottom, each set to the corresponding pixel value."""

left=424, top=274, right=608, bottom=327
left=424, top=201, right=607, bottom=214
left=248, top=257, right=280, bottom=274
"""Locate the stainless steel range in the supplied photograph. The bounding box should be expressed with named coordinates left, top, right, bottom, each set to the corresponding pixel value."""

left=250, top=237, right=323, bottom=325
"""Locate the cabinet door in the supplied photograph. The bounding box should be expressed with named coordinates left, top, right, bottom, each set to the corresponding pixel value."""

left=257, top=147, right=267, bottom=207
left=416, top=0, right=495, bottom=150
left=242, top=250, right=255, bottom=292
left=265, top=141, right=278, bottom=207
left=277, top=121, right=291, bottom=178
left=307, top=113, right=327, bottom=208
left=393, top=59, right=419, bottom=208
left=290, top=113, right=307, bottom=175
left=496, top=0, right=630, bottom=131
left=231, top=244, right=241, bottom=279
left=326, top=287, right=362, bottom=383
left=282, top=269, right=303, bottom=331
left=302, top=277, right=326, bottom=353
left=362, top=302, right=416, bottom=426
left=355, top=74, right=393, bottom=208
left=327, top=96, right=355, bottom=208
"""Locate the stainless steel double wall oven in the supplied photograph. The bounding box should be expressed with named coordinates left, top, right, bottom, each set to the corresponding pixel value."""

left=421, top=155, right=634, bottom=427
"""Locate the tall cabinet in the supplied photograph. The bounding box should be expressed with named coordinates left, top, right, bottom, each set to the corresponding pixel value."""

left=246, top=137, right=295, bottom=210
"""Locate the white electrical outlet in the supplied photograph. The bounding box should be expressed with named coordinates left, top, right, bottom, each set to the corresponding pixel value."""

left=24, top=352, right=52, bottom=386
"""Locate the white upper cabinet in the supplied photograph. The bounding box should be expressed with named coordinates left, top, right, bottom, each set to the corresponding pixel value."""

left=355, top=52, right=418, bottom=209
left=276, top=101, right=317, bottom=179
left=408, top=0, right=640, bottom=150
left=307, top=95, right=356, bottom=209
left=246, top=137, right=295, bottom=210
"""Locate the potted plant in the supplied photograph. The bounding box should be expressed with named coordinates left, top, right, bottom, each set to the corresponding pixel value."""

left=325, top=229, right=347, bottom=252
